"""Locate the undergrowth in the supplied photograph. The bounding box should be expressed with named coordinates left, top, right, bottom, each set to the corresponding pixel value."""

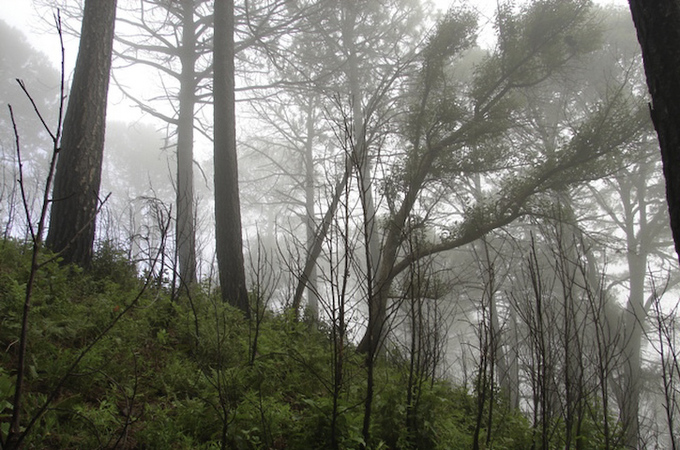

left=0, top=238, right=532, bottom=449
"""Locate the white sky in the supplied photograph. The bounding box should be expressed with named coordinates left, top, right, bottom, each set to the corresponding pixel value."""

left=0, top=0, right=631, bottom=125
left=0, top=0, right=632, bottom=58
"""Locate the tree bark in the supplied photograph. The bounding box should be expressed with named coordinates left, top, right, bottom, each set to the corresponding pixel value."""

left=46, top=0, right=117, bottom=267
left=177, top=0, right=198, bottom=286
left=624, top=3, right=680, bottom=444
left=627, top=0, right=680, bottom=265
left=214, top=0, right=249, bottom=314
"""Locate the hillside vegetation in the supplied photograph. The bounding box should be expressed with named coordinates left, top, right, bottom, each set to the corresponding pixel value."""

left=0, top=239, right=540, bottom=449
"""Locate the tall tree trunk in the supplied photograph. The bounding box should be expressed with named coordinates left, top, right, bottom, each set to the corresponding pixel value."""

left=46, top=0, right=117, bottom=267
left=627, top=0, right=680, bottom=264
left=214, top=0, right=249, bottom=314
left=620, top=170, right=649, bottom=449
left=621, top=250, right=645, bottom=449
left=176, top=0, right=198, bottom=287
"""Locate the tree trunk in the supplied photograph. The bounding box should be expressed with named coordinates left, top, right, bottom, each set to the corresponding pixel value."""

left=291, top=155, right=351, bottom=314
left=46, top=0, right=117, bottom=267
left=620, top=249, right=645, bottom=449
left=341, top=0, right=380, bottom=283
left=176, top=0, right=198, bottom=287
left=627, top=0, right=680, bottom=264
left=304, top=98, right=319, bottom=321
left=356, top=146, right=436, bottom=353
left=214, top=0, right=249, bottom=314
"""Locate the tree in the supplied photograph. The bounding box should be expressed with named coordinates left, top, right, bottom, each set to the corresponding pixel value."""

left=111, top=0, right=312, bottom=290
left=214, top=0, right=248, bottom=313
left=356, top=0, right=640, bottom=354
left=627, top=0, right=680, bottom=264
left=174, top=0, right=200, bottom=287
left=113, top=0, right=215, bottom=287
left=586, top=156, right=663, bottom=448
left=45, top=0, right=117, bottom=267
left=238, top=0, right=427, bottom=323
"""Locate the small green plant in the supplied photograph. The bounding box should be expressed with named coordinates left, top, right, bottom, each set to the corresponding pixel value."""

left=0, top=368, right=14, bottom=438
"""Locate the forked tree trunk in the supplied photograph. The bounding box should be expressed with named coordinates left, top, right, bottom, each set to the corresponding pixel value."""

left=46, top=0, right=117, bottom=266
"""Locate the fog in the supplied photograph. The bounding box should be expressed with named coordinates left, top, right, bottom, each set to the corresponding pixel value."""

left=1, top=1, right=678, bottom=448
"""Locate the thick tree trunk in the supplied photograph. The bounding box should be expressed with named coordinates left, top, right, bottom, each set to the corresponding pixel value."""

left=214, top=0, right=249, bottom=314
left=176, top=0, right=198, bottom=286
left=46, top=0, right=117, bottom=267
left=627, top=0, right=680, bottom=264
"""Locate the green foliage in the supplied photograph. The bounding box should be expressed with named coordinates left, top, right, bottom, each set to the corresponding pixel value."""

left=0, top=238, right=537, bottom=448
left=0, top=237, right=629, bottom=449
left=89, top=240, right=139, bottom=290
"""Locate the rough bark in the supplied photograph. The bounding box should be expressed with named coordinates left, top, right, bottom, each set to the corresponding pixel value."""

left=177, top=0, right=198, bottom=286
left=46, top=0, right=117, bottom=266
left=214, top=0, right=249, bottom=314
left=617, top=5, right=680, bottom=443
left=627, top=0, right=680, bottom=265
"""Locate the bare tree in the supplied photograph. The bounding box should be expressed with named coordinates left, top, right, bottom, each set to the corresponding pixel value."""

left=113, top=0, right=214, bottom=287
